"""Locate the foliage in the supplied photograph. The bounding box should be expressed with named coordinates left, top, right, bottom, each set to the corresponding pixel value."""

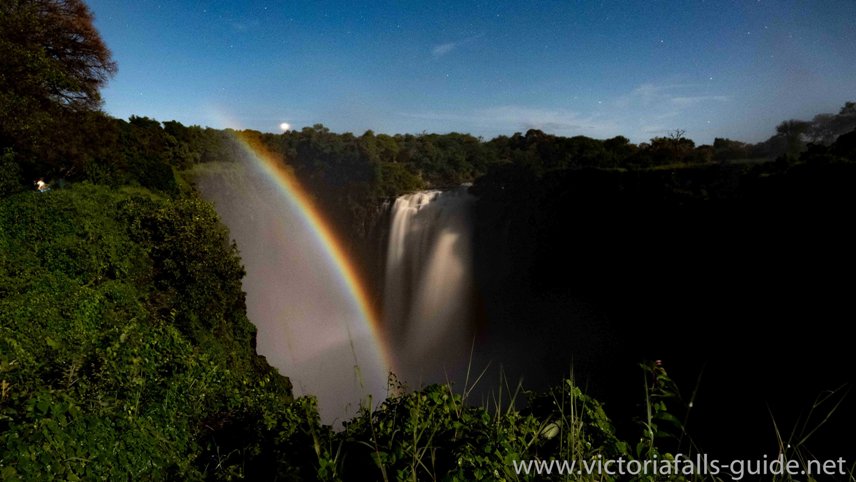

left=3, top=4, right=853, bottom=479
left=0, top=0, right=116, bottom=158
left=0, top=183, right=701, bottom=481
left=332, top=383, right=538, bottom=480
left=0, top=184, right=302, bottom=480
left=2, top=135, right=853, bottom=480
left=0, top=149, right=25, bottom=199
left=0, top=0, right=115, bottom=110
left=313, top=365, right=736, bottom=481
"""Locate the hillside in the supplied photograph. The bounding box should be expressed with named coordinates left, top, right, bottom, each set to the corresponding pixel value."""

left=0, top=184, right=321, bottom=480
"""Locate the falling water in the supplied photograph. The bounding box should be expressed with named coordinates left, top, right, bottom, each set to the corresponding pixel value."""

left=383, top=188, right=476, bottom=382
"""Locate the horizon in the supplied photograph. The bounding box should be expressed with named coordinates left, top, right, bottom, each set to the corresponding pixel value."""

left=87, top=0, right=856, bottom=145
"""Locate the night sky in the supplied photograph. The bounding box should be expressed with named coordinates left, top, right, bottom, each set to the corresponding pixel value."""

left=87, top=0, right=856, bottom=144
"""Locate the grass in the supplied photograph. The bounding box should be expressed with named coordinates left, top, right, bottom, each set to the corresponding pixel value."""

left=313, top=358, right=853, bottom=481
left=2, top=183, right=851, bottom=481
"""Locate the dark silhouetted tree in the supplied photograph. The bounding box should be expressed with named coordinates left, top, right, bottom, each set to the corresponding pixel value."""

left=603, top=135, right=637, bottom=164
left=0, top=0, right=116, bottom=160
left=642, top=130, right=695, bottom=165
left=775, top=120, right=810, bottom=158
left=713, top=138, right=749, bottom=162
left=806, top=102, right=856, bottom=145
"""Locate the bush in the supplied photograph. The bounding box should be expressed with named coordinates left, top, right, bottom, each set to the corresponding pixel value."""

left=0, top=149, right=25, bottom=199
left=0, top=184, right=292, bottom=479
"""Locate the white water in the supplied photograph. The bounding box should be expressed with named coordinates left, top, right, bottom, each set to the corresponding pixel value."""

left=383, top=188, right=476, bottom=382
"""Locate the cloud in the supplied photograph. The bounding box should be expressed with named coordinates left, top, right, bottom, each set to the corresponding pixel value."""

left=395, top=82, right=731, bottom=142
left=430, top=34, right=484, bottom=59
left=619, top=83, right=730, bottom=107
left=432, top=42, right=458, bottom=58
left=606, top=82, right=732, bottom=139
left=400, top=106, right=619, bottom=138
left=479, top=106, right=600, bottom=132
left=670, top=95, right=730, bottom=107
left=626, top=83, right=661, bottom=105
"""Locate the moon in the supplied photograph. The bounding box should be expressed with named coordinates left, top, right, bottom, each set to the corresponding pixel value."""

left=279, top=122, right=291, bottom=131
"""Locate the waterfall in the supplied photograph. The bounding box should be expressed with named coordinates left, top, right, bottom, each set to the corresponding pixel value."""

left=383, top=188, right=476, bottom=378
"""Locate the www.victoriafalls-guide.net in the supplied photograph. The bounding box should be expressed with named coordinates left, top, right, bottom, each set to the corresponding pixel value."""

left=512, top=453, right=849, bottom=480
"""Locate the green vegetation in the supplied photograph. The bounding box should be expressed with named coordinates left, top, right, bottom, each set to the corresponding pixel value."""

left=0, top=184, right=319, bottom=479
left=2, top=1, right=854, bottom=479
left=0, top=185, right=848, bottom=478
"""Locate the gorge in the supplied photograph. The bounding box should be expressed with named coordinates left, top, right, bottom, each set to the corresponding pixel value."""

left=190, top=131, right=856, bottom=461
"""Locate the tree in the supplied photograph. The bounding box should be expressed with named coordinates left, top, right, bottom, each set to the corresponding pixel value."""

left=806, top=102, right=856, bottom=145
left=644, top=129, right=695, bottom=165
left=713, top=138, right=749, bottom=162
left=0, top=0, right=116, bottom=153
left=775, top=119, right=810, bottom=157
left=0, top=149, right=25, bottom=198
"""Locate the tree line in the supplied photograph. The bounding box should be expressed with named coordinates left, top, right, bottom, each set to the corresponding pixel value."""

left=4, top=0, right=856, bottom=209
left=3, top=1, right=856, bottom=478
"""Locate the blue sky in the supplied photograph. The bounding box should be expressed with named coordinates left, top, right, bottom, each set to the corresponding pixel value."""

left=87, top=0, right=856, bottom=144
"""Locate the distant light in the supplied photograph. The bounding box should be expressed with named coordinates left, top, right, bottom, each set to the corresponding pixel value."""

left=279, top=122, right=291, bottom=131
